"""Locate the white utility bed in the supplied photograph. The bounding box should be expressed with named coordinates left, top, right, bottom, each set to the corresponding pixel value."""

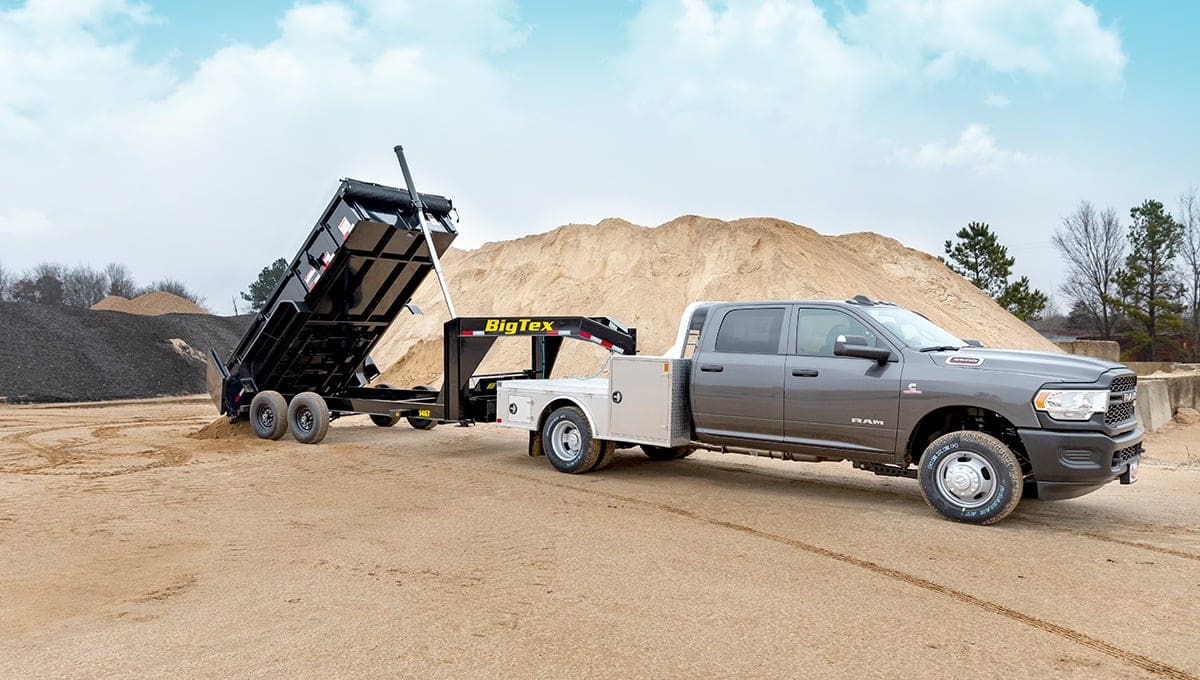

left=496, top=356, right=691, bottom=448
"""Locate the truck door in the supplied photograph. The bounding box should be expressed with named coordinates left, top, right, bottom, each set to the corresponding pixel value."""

left=784, top=307, right=901, bottom=459
left=690, top=306, right=788, bottom=443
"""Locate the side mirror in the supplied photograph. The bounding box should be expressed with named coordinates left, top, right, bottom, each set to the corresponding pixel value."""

left=963, top=338, right=984, bottom=348
left=834, top=335, right=892, bottom=363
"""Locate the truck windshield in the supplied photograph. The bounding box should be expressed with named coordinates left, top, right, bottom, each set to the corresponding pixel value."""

left=862, top=308, right=965, bottom=350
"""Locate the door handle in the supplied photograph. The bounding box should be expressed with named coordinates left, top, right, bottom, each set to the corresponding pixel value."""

left=791, top=369, right=819, bottom=377
left=699, top=364, right=724, bottom=373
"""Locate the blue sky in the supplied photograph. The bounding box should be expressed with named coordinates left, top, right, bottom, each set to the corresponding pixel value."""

left=1, top=0, right=1196, bottom=313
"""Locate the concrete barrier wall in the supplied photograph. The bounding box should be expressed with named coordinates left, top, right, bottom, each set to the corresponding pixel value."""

left=1055, top=340, right=1121, bottom=362
left=1136, top=372, right=1200, bottom=432
left=1125, top=362, right=1179, bottom=376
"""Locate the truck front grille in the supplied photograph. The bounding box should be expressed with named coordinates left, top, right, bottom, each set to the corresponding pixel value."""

left=1105, top=400, right=1135, bottom=426
left=1112, top=443, right=1142, bottom=467
left=1105, top=374, right=1137, bottom=427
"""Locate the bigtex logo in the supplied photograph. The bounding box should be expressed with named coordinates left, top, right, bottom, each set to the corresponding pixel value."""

left=483, top=318, right=556, bottom=334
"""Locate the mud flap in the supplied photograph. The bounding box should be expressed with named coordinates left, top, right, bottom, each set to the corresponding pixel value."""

left=528, top=430, right=544, bottom=458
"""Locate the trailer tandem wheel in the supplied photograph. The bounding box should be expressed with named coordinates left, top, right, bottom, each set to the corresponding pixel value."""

left=369, top=385, right=402, bottom=427
left=250, top=391, right=289, bottom=441
left=405, top=385, right=439, bottom=430
left=288, top=392, right=331, bottom=444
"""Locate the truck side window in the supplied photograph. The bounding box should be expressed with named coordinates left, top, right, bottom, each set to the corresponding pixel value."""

left=796, top=309, right=877, bottom=356
left=713, top=308, right=785, bottom=355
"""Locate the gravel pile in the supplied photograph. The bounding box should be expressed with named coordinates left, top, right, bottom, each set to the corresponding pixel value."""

left=0, top=302, right=252, bottom=403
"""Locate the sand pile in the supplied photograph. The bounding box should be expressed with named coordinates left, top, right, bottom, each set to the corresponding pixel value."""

left=91, top=291, right=208, bottom=315
left=188, top=418, right=252, bottom=440
left=372, top=216, right=1060, bottom=387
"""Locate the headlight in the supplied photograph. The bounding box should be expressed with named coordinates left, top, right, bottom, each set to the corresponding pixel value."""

left=1033, top=389, right=1109, bottom=421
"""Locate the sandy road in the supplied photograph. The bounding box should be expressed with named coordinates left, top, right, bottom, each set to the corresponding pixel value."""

left=1, top=398, right=1198, bottom=678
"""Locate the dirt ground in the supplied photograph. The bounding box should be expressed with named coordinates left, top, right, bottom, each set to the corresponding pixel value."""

left=1, top=398, right=1198, bottom=679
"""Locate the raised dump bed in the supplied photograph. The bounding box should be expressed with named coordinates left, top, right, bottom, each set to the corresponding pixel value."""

left=208, top=146, right=638, bottom=445
left=207, top=148, right=457, bottom=425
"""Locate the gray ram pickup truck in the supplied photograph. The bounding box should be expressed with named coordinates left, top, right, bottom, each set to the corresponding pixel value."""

left=497, top=296, right=1143, bottom=524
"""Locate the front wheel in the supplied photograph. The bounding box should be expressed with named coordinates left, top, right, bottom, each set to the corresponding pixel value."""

left=917, top=431, right=1023, bottom=525
left=288, top=392, right=331, bottom=444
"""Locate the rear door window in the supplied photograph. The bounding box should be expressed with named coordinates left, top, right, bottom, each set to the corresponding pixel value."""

left=713, top=308, right=785, bottom=354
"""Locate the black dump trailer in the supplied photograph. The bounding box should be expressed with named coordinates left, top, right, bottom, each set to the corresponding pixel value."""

left=207, top=147, right=636, bottom=444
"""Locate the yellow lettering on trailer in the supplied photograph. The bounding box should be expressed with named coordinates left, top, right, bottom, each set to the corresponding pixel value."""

left=482, top=319, right=558, bottom=335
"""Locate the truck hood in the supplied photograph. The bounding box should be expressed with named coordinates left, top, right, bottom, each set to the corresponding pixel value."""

left=926, top=348, right=1120, bottom=384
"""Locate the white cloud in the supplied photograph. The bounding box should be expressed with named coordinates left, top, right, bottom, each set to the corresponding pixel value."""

left=895, top=124, right=1029, bottom=174
left=985, top=92, right=1012, bottom=108
left=842, top=0, right=1126, bottom=87
left=0, top=208, right=53, bottom=238
left=623, top=0, right=886, bottom=125
left=0, top=0, right=531, bottom=310
left=623, top=0, right=1125, bottom=125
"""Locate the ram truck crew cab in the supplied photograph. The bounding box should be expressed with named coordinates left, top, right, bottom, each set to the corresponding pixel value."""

left=496, top=296, right=1144, bottom=525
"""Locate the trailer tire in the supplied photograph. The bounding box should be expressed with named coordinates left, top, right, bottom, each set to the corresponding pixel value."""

left=288, top=392, right=331, bottom=444
left=917, top=430, right=1023, bottom=525
left=406, top=385, right=439, bottom=430
left=369, top=384, right=401, bottom=427
left=642, top=445, right=692, bottom=460
left=250, top=391, right=289, bottom=440
left=542, top=406, right=605, bottom=474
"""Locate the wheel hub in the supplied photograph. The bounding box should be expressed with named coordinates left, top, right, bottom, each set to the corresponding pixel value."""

left=934, top=451, right=997, bottom=508
left=548, top=420, right=583, bottom=462
left=945, top=463, right=982, bottom=498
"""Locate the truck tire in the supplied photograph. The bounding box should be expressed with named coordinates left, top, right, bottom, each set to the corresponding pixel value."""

left=250, top=391, right=288, bottom=440
left=406, top=384, right=438, bottom=431
left=288, top=392, right=330, bottom=444
left=542, top=406, right=605, bottom=474
left=641, top=445, right=692, bottom=460
left=369, top=384, right=401, bottom=427
left=592, top=439, right=619, bottom=470
left=917, top=431, right=1023, bottom=525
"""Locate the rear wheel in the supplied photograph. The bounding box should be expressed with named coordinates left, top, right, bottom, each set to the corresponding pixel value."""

left=250, top=391, right=288, bottom=440
left=642, top=445, right=692, bottom=460
left=542, top=406, right=605, bottom=474
left=406, top=384, right=439, bottom=431
left=917, top=430, right=1022, bottom=525
left=369, top=384, right=401, bottom=427
left=288, top=392, right=330, bottom=444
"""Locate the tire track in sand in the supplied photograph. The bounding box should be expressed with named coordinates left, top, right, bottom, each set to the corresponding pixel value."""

left=490, top=468, right=1198, bottom=680
left=700, top=458, right=1200, bottom=562
left=0, top=419, right=204, bottom=477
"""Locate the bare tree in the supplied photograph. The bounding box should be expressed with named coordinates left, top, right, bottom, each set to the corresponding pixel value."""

left=104, top=262, right=138, bottom=298
left=62, top=265, right=109, bottom=308
left=25, top=262, right=65, bottom=305
left=0, top=261, right=10, bottom=301
left=1180, top=188, right=1200, bottom=361
left=143, top=278, right=206, bottom=307
left=1052, top=201, right=1126, bottom=338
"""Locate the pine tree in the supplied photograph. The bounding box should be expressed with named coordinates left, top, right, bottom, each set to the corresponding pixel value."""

left=241, top=258, right=288, bottom=312
left=944, top=221, right=1047, bottom=321
left=1115, top=199, right=1185, bottom=360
